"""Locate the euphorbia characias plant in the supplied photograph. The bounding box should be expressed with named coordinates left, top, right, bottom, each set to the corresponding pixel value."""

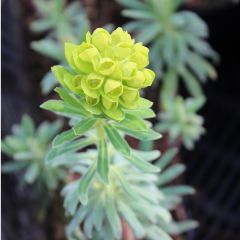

left=40, top=27, right=197, bottom=239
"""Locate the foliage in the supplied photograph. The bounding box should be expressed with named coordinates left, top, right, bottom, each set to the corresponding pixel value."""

left=30, top=0, right=90, bottom=94
left=55, top=148, right=197, bottom=240
left=1, top=115, right=65, bottom=190
left=156, top=96, right=205, bottom=149
left=117, top=0, right=219, bottom=98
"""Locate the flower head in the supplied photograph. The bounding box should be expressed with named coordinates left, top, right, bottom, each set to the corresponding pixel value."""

left=52, top=27, right=155, bottom=120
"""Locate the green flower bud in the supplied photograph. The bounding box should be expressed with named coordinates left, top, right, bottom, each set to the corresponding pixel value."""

left=104, top=79, right=123, bottom=99
left=52, top=27, right=156, bottom=120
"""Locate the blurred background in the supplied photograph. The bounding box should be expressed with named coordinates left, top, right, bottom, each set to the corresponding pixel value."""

left=1, top=0, right=240, bottom=240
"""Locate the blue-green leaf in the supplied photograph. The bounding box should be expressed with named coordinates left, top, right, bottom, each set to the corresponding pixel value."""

left=104, top=124, right=131, bottom=157
left=79, top=161, right=97, bottom=205
left=97, top=138, right=109, bottom=183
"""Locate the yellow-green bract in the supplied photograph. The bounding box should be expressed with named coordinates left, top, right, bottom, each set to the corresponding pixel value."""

left=51, top=27, right=155, bottom=121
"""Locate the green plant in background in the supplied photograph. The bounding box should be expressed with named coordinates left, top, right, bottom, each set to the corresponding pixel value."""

left=1, top=115, right=65, bottom=190
left=117, top=0, right=219, bottom=149
left=30, top=0, right=90, bottom=94
left=58, top=148, right=197, bottom=240
left=156, top=97, right=205, bottom=149
left=117, top=0, right=219, bottom=98
left=40, top=27, right=197, bottom=239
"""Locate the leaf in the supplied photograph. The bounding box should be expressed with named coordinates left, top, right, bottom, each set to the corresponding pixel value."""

left=104, top=124, right=131, bottom=157
left=54, top=87, right=91, bottom=116
left=180, top=67, right=203, bottom=98
left=41, top=71, right=58, bottom=95
left=163, top=220, right=199, bottom=234
left=162, top=68, right=178, bottom=98
left=105, top=188, right=122, bottom=239
left=46, top=138, right=95, bottom=163
left=118, top=201, right=145, bottom=238
left=93, top=200, right=105, bottom=231
left=30, top=19, right=54, bottom=33
left=122, top=9, right=157, bottom=20
left=133, top=149, right=160, bottom=162
left=97, top=138, right=109, bottom=183
left=126, top=154, right=160, bottom=173
left=155, top=148, right=178, bottom=169
left=161, top=185, right=195, bottom=196
left=120, top=113, right=148, bottom=131
left=37, top=120, right=62, bottom=145
left=185, top=97, right=205, bottom=113
left=22, top=115, right=35, bottom=137
left=116, top=0, right=148, bottom=10
left=79, top=161, right=97, bottom=205
left=123, top=21, right=146, bottom=32
left=138, top=97, right=153, bottom=108
left=31, top=39, right=64, bottom=61
left=112, top=168, right=138, bottom=199
left=157, top=164, right=185, bottom=186
left=24, top=163, right=39, bottom=184
left=14, top=152, right=34, bottom=161
left=66, top=206, right=90, bottom=238
left=113, top=123, right=161, bottom=141
left=1, top=141, right=15, bottom=156
left=40, top=100, right=89, bottom=118
left=2, top=161, right=27, bottom=173
left=125, top=108, right=156, bottom=119
left=136, top=22, right=162, bottom=44
left=53, top=129, right=76, bottom=146
left=147, top=226, right=173, bottom=240
left=73, top=118, right=98, bottom=135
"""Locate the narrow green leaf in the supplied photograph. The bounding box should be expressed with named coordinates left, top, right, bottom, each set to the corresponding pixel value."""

left=114, top=123, right=161, bottom=141
left=22, top=115, right=35, bottom=137
left=104, top=124, right=131, bottom=156
left=120, top=113, right=148, bottom=131
left=126, top=154, right=160, bottom=173
left=46, top=138, right=95, bottom=163
left=2, top=161, right=27, bottom=173
left=125, top=108, right=155, bottom=119
left=116, top=0, right=149, bottom=10
left=112, top=168, right=138, bottom=199
left=161, top=185, right=195, bottom=196
left=14, top=152, right=34, bottom=161
left=66, top=206, right=90, bottom=238
left=30, top=19, right=54, bottom=33
left=105, top=188, right=122, bottom=239
left=180, top=67, right=204, bottom=98
left=41, top=71, right=58, bottom=94
left=40, top=100, right=89, bottom=118
left=133, top=149, right=161, bottom=162
left=24, top=163, right=39, bottom=184
left=122, top=9, right=157, bottom=20
left=73, top=118, right=98, bottom=135
left=155, top=148, right=178, bottom=169
left=157, top=164, right=185, bottom=186
left=93, top=200, right=105, bottom=231
left=79, top=162, right=97, bottom=205
left=31, top=39, right=64, bottom=61
left=136, top=22, right=161, bottom=44
left=55, top=87, right=91, bottom=116
left=53, top=129, right=76, bottom=146
left=118, top=201, right=145, bottom=238
left=97, top=138, right=109, bottom=183
left=1, top=141, right=14, bottom=157
left=37, top=120, right=62, bottom=145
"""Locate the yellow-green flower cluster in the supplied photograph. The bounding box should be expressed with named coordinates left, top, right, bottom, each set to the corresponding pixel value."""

left=52, top=27, right=155, bottom=120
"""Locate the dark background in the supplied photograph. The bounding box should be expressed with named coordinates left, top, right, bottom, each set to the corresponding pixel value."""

left=1, top=1, right=240, bottom=240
